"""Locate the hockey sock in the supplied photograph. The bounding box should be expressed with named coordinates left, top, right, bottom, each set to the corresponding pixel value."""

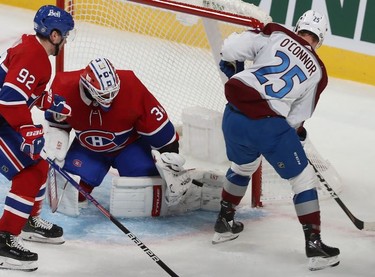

left=0, top=161, right=48, bottom=235
left=293, top=188, right=321, bottom=234
left=221, top=168, right=249, bottom=205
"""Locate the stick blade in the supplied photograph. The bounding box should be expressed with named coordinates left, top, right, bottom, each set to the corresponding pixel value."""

left=47, top=166, right=59, bottom=213
left=363, top=222, right=375, bottom=231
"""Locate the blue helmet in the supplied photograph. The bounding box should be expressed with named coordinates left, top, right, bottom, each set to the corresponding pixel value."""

left=33, top=5, right=74, bottom=38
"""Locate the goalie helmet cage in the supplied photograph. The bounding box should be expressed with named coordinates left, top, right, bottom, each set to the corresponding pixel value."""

left=55, top=0, right=342, bottom=207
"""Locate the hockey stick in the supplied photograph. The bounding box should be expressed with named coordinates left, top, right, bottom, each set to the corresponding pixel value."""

left=47, top=166, right=69, bottom=213
left=47, top=166, right=58, bottom=212
left=45, top=156, right=179, bottom=277
left=309, top=160, right=375, bottom=231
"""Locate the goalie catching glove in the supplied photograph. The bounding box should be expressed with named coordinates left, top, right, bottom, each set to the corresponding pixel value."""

left=152, top=150, right=194, bottom=207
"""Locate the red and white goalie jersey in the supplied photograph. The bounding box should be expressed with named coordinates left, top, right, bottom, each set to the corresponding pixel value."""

left=48, top=69, right=178, bottom=153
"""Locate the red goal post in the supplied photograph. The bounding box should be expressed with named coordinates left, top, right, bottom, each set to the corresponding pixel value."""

left=126, top=0, right=265, bottom=28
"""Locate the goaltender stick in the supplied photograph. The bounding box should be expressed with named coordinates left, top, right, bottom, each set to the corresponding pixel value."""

left=44, top=57, right=223, bottom=217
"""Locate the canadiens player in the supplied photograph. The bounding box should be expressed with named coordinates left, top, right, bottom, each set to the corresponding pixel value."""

left=44, top=57, right=217, bottom=218
left=0, top=5, right=74, bottom=271
left=213, top=10, right=340, bottom=271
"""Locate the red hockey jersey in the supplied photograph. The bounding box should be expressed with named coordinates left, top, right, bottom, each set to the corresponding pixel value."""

left=0, top=34, right=51, bottom=128
left=49, top=69, right=178, bottom=153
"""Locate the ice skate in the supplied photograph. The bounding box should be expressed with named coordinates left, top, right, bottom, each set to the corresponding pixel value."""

left=304, top=225, right=340, bottom=271
left=21, top=216, right=65, bottom=244
left=0, top=231, right=38, bottom=271
left=212, top=201, right=244, bottom=244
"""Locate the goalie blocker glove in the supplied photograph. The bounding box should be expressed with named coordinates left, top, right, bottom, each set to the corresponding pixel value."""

left=152, top=150, right=192, bottom=206
left=44, top=126, right=70, bottom=167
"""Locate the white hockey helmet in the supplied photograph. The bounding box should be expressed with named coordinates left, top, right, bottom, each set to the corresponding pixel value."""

left=80, top=57, right=120, bottom=109
left=294, top=10, right=328, bottom=49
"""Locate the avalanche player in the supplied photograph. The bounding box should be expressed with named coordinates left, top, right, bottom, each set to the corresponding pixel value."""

left=213, top=10, right=340, bottom=271
left=44, top=57, right=219, bottom=218
left=0, top=5, right=74, bottom=271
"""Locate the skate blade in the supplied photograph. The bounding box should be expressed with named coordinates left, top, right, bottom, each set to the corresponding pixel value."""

left=20, top=232, right=65, bottom=245
left=0, top=256, right=38, bottom=271
left=212, top=232, right=239, bottom=245
left=308, top=255, right=340, bottom=271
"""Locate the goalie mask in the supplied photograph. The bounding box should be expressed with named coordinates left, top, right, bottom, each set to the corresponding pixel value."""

left=80, top=57, right=120, bottom=110
left=294, top=10, right=328, bottom=49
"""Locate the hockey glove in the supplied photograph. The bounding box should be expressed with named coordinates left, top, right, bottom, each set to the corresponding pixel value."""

left=152, top=150, right=193, bottom=206
left=39, top=90, right=72, bottom=122
left=19, top=124, right=45, bottom=160
left=219, top=60, right=245, bottom=79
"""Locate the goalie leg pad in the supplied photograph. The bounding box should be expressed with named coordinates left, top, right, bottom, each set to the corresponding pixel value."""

left=56, top=172, right=81, bottom=217
left=110, top=171, right=226, bottom=217
left=199, top=171, right=225, bottom=212
left=110, top=175, right=214, bottom=217
left=110, top=176, right=168, bottom=218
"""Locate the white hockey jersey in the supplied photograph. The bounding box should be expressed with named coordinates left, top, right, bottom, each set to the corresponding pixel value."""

left=221, top=23, right=327, bottom=129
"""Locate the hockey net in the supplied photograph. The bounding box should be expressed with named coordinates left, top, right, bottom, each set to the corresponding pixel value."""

left=56, top=0, right=342, bottom=207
